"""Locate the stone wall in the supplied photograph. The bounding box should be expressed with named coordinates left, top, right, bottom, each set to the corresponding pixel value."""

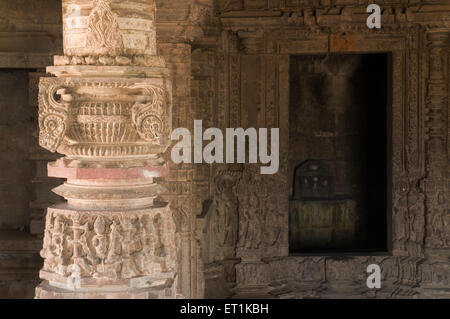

left=205, top=0, right=450, bottom=298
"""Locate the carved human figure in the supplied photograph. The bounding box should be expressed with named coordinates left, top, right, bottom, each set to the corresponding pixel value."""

left=118, top=215, right=140, bottom=278
left=51, top=215, right=66, bottom=258
left=263, top=199, right=281, bottom=247
left=203, top=174, right=239, bottom=262
left=213, top=176, right=238, bottom=248
left=239, top=192, right=263, bottom=249
left=140, top=215, right=154, bottom=254
left=92, top=216, right=109, bottom=273
left=41, top=215, right=69, bottom=276
left=430, top=211, right=445, bottom=246
left=106, top=219, right=122, bottom=263
left=70, top=215, right=95, bottom=276
left=430, top=48, right=443, bottom=77
left=153, top=214, right=165, bottom=257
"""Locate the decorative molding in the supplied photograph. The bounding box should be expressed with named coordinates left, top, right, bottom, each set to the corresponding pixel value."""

left=38, top=79, right=70, bottom=153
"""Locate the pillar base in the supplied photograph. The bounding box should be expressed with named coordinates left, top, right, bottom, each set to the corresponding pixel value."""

left=37, top=203, right=178, bottom=299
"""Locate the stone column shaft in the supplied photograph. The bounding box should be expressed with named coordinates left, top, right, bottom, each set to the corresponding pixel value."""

left=35, top=0, right=179, bottom=299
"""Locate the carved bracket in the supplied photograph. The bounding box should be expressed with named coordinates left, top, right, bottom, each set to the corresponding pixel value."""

left=131, top=84, right=166, bottom=146
left=38, top=79, right=71, bottom=153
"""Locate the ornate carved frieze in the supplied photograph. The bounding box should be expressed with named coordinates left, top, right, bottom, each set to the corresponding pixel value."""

left=219, top=1, right=450, bottom=34
left=40, top=205, right=176, bottom=287
left=202, top=170, right=240, bottom=263
left=235, top=166, right=288, bottom=256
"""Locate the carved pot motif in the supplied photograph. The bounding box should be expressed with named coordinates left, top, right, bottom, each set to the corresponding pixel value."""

left=38, top=76, right=172, bottom=158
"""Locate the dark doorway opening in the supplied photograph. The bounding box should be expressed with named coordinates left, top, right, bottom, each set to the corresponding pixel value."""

left=288, top=53, right=391, bottom=254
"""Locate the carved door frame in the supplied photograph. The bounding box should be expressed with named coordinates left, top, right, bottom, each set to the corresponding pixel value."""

left=275, top=30, right=425, bottom=258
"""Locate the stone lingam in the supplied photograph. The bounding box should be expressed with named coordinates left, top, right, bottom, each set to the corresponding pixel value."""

left=35, top=0, right=179, bottom=299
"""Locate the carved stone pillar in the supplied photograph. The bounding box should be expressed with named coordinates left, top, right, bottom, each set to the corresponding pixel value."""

left=35, top=0, right=178, bottom=299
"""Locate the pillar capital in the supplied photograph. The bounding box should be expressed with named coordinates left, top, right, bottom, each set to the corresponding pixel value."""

left=35, top=0, right=179, bottom=299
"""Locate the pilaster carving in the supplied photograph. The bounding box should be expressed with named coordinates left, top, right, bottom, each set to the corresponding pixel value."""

left=40, top=206, right=176, bottom=283
left=424, top=31, right=449, bottom=249
left=211, top=2, right=450, bottom=297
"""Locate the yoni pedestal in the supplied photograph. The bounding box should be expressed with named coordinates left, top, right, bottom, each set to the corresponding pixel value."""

left=35, top=159, right=178, bottom=299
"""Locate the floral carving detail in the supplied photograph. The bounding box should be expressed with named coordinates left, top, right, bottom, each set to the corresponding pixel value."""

left=131, top=84, right=166, bottom=145
left=40, top=209, right=176, bottom=281
left=86, top=0, right=124, bottom=54
left=38, top=79, right=70, bottom=153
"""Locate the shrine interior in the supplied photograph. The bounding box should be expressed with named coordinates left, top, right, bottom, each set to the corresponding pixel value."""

left=289, top=53, right=390, bottom=254
left=0, top=0, right=449, bottom=299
